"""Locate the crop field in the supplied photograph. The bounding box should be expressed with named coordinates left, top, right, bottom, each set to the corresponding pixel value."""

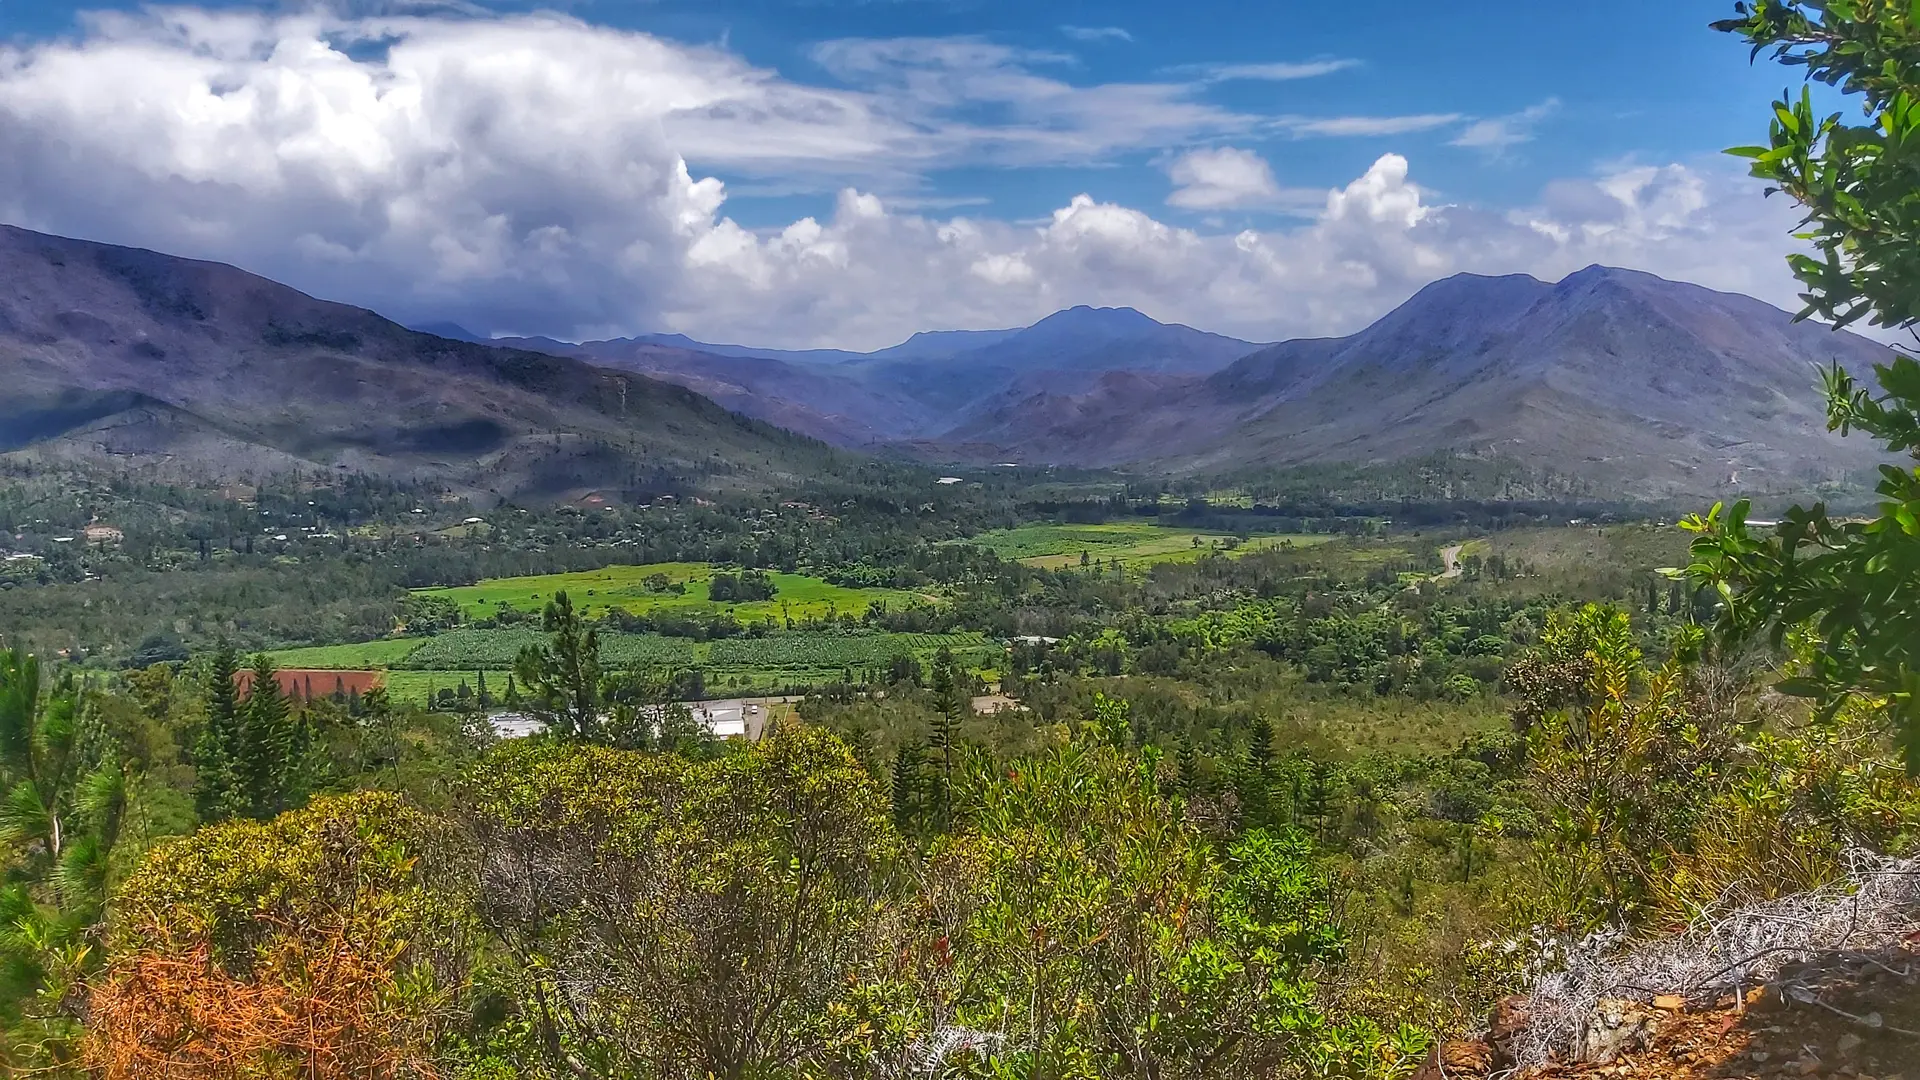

left=707, top=632, right=990, bottom=672
left=400, top=629, right=699, bottom=671
left=271, top=628, right=998, bottom=705
left=964, top=522, right=1332, bottom=569
left=264, top=638, right=426, bottom=669
left=412, top=562, right=927, bottom=623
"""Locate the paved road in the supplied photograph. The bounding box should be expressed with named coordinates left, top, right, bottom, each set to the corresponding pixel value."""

left=1438, top=543, right=1466, bottom=580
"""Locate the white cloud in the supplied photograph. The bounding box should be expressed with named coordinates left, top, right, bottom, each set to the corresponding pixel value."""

left=1279, top=113, right=1464, bottom=137
left=0, top=8, right=1805, bottom=351
left=1173, top=59, right=1361, bottom=82
left=1452, top=98, right=1562, bottom=153
left=1060, top=25, right=1132, bottom=43
left=1166, top=146, right=1319, bottom=211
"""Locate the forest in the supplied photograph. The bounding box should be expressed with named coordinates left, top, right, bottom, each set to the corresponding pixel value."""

left=2, top=4, right=1920, bottom=1078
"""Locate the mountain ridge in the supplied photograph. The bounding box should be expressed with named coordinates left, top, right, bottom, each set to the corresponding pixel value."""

left=0, top=224, right=841, bottom=503
left=934, top=265, right=1895, bottom=497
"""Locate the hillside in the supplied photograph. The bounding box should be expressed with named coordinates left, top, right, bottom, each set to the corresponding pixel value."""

left=938, top=266, right=1896, bottom=497
left=0, top=225, right=841, bottom=502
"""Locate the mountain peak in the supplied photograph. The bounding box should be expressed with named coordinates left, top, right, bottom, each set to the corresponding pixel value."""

left=1029, top=305, right=1162, bottom=334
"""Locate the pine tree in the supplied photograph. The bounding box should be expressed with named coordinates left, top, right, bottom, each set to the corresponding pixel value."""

left=1176, top=734, right=1199, bottom=798
left=476, top=670, right=491, bottom=709
left=1239, top=718, right=1275, bottom=827
left=928, top=647, right=962, bottom=828
left=194, top=647, right=245, bottom=823
left=240, top=654, right=293, bottom=818
left=891, top=742, right=924, bottom=836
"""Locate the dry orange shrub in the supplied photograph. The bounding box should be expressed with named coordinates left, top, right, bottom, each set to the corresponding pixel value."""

left=86, top=924, right=438, bottom=1080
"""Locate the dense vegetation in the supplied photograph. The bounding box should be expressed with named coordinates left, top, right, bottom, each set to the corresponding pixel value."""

left=0, top=5, right=1918, bottom=1077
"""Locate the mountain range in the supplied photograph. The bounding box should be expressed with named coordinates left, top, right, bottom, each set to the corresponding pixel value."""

left=0, top=225, right=837, bottom=504
left=479, top=306, right=1262, bottom=446
left=936, top=266, right=1895, bottom=495
left=0, top=221, right=1894, bottom=502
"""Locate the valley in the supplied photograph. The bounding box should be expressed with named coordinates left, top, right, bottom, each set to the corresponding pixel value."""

left=2, top=5, right=1918, bottom=1073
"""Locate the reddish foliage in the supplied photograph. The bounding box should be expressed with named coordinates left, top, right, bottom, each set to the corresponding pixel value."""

left=85, top=925, right=437, bottom=1080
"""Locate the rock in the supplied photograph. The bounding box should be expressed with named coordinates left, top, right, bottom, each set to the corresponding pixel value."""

left=1411, top=1040, right=1493, bottom=1080
left=1576, top=999, right=1664, bottom=1064
left=1838, top=1033, right=1864, bottom=1055
left=1487, top=994, right=1532, bottom=1071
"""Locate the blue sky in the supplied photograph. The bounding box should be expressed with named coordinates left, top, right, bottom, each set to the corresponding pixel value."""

left=0, top=0, right=1820, bottom=347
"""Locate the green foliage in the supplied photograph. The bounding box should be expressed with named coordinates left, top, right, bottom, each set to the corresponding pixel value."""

left=191, top=651, right=303, bottom=823
left=1715, top=0, right=1920, bottom=333
left=512, top=592, right=603, bottom=740
left=1696, top=1, right=1920, bottom=767
left=919, top=739, right=1365, bottom=1079
left=457, top=724, right=899, bottom=1079
left=1511, top=604, right=1920, bottom=927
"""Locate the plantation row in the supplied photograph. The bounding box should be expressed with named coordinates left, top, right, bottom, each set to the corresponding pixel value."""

left=706, top=632, right=989, bottom=671
left=272, top=629, right=998, bottom=674
left=399, top=629, right=698, bottom=670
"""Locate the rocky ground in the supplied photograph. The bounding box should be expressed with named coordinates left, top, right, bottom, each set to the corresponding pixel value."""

left=1416, top=949, right=1920, bottom=1080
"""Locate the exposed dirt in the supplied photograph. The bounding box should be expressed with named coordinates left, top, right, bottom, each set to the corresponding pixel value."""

left=1417, top=950, right=1920, bottom=1080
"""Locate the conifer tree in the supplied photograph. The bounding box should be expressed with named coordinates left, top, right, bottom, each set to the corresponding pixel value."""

left=240, top=654, right=293, bottom=818
left=1239, top=718, right=1275, bottom=827
left=891, top=742, right=925, bottom=837
left=193, top=647, right=245, bottom=823
left=927, top=647, right=962, bottom=827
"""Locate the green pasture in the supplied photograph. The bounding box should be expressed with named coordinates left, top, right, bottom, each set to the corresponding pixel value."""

left=271, top=628, right=997, bottom=706
left=263, top=638, right=425, bottom=669
left=412, top=562, right=929, bottom=623
left=964, top=522, right=1333, bottom=569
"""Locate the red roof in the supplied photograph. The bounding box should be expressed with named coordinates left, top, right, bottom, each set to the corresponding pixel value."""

left=236, top=669, right=384, bottom=702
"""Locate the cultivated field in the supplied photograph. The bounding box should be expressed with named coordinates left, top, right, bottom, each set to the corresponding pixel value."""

left=965, top=522, right=1333, bottom=569
left=412, top=562, right=929, bottom=623
left=269, top=628, right=997, bottom=705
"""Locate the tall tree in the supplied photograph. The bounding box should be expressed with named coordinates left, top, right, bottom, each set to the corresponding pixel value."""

left=1685, top=3, right=1920, bottom=767
left=193, top=647, right=245, bottom=823
left=514, top=592, right=604, bottom=740
left=927, top=646, right=962, bottom=827
left=240, top=655, right=293, bottom=818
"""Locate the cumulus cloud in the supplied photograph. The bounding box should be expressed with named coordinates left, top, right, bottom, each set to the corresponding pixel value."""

left=1060, top=25, right=1132, bottom=43
left=1165, top=146, right=1319, bottom=211
left=1452, top=98, right=1562, bottom=153
left=0, top=8, right=1805, bottom=350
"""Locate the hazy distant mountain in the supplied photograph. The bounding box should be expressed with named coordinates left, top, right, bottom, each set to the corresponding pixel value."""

left=494, top=335, right=943, bottom=445
left=488, top=307, right=1263, bottom=446
left=940, top=266, right=1895, bottom=497
left=0, top=225, right=839, bottom=501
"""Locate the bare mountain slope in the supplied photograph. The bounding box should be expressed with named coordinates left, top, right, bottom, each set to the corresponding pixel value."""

left=940, top=267, right=1895, bottom=497
left=0, top=225, right=838, bottom=500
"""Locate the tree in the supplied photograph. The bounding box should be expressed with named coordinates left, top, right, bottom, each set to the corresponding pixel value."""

left=0, top=649, right=140, bottom=1070
left=461, top=726, right=899, bottom=1080
left=193, top=647, right=245, bottom=823
left=928, top=647, right=963, bottom=828
left=1239, top=716, right=1275, bottom=827
left=513, top=591, right=603, bottom=740
left=1684, top=3, right=1920, bottom=767
left=917, top=740, right=1356, bottom=1078
left=240, top=655, right=294, bottom=819
left=87, top=792, right=466, bottom=1080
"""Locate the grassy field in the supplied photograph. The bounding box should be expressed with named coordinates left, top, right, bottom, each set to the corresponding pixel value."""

left=965, top=523, right=1333, bottom=569
left=264, top=638, right=425, bottom=669
left=413, top=562, right=929, bottom=623
left=272, top=629, right=997, bottom=705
